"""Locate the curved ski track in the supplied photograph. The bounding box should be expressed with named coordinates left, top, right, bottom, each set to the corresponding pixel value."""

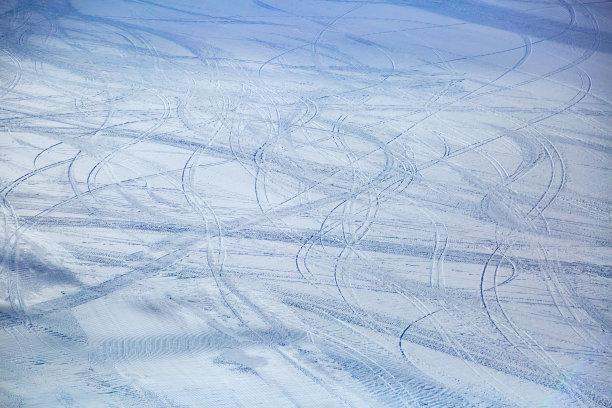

left=0, top=0, right=610, bottom=407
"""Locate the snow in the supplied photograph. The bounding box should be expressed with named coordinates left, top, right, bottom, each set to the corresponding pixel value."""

left=1, top=0, right=611, bottom=406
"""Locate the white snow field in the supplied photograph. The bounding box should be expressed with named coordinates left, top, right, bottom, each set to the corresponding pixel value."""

left=1, top=0, right=611, bottom=406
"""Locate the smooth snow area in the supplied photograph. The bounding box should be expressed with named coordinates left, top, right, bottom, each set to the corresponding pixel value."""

left=1, top=0, right=611, bottom=406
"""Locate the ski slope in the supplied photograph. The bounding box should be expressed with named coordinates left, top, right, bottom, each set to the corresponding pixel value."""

left=1, top=0, right=611, bottom=406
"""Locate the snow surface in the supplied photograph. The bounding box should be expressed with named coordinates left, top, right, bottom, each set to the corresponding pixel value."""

left=1, top=0, right=611, bottom=406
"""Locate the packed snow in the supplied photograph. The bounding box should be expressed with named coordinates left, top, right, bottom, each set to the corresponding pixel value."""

left=1, top=0, right=611, bottom=406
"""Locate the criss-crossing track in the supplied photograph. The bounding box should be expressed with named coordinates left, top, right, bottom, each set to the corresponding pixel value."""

left=0, top=1, right=611, bottom=406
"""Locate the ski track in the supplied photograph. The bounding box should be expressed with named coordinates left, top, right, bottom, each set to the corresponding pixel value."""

left=0, top=0, right=611, bottom=407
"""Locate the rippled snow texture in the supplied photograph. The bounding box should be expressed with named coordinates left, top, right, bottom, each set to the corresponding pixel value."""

left=1, top=0, right=611, bottom=407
